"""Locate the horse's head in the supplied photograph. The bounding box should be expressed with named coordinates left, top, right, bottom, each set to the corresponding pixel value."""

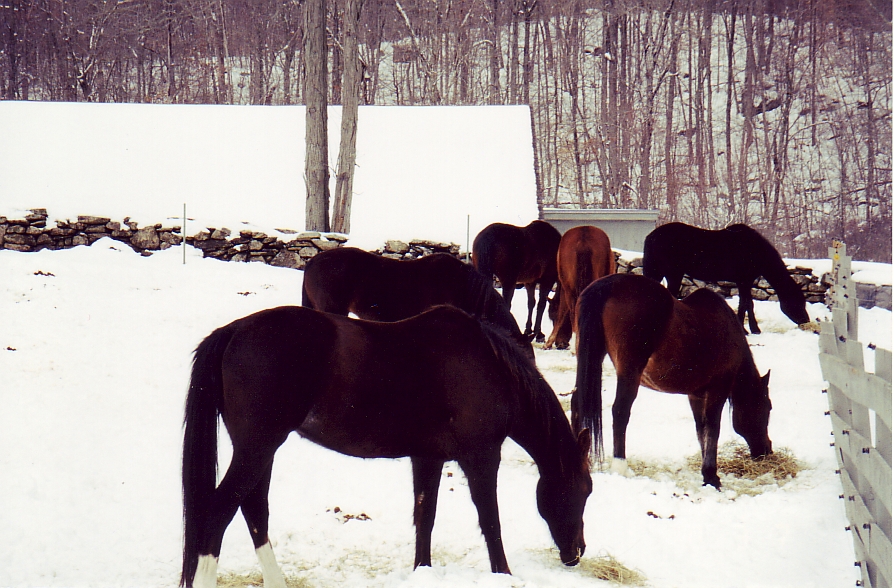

left=536, top=429, right=592, bottom=567
left=732, top=370, right=773, bottom=458
left=780, top=295, right=811, bottom=327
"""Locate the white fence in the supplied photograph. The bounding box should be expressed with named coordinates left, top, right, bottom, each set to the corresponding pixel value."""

left=818, top=242, right=892, bottom=588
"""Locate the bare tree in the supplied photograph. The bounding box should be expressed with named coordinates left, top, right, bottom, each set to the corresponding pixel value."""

left=332, top=0, right=364, bottom=234
left=304, top=0, right=330, bottom=232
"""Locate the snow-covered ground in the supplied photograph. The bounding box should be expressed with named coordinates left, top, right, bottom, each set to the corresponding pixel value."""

left=0, top=239, right=889, bottom=588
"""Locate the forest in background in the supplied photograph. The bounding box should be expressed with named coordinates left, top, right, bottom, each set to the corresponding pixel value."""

left=1, top=0, right=891, bottom=261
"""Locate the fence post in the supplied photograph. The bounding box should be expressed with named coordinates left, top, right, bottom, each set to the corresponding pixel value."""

left=819, top=241, right=892, bottom=588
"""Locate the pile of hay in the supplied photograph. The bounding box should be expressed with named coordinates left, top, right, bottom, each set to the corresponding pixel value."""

left=693, top=443, right=803, bottom=482
left=578, top=553, right=647, bottom=586
left=624, top=442, right=804, bottom=497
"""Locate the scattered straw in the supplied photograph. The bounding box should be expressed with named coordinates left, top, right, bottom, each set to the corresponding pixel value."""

left=217, top=572, right=310, bottom=588
left=578, top=553, right=647, bottom=586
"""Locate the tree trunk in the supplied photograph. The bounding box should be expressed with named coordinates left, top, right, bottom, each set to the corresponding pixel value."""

left=332, top=0, right=364, bottom=234
left=304, top=0, right=331, bottom=232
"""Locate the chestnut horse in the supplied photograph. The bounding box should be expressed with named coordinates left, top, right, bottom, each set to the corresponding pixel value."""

left=302, top=247, right=533, bottom=359
left=472, top=220, right=561, bottom=342
left=181, top=305, right=592, bottom=587
left=572, top=273, right=772, bottom=488
left=642, top=222, right=811, bottom=334
left=544, top=226, right=616, bottom=350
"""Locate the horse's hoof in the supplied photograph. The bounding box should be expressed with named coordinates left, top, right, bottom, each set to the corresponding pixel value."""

left=703, top=478, right=722, bottom=489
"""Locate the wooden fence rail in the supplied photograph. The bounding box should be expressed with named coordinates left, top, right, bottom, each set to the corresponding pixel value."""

left=818, top=242, right=892, bottom=588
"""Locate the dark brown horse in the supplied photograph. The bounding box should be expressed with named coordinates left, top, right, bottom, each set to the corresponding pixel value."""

left=572, top=273, right=772, bottom=488
left=472, top=220, right=561, bottom=342
left=642, top=222, right=811, bottom=334
left=181, top=305, right=592, bottom=587
left=544, top=226, right=616, bottom=350
left=302, top=247, right=533, bottom=358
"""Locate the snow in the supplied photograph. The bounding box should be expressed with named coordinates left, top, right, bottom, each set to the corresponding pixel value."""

left=0, top=103, right=890, bottom=588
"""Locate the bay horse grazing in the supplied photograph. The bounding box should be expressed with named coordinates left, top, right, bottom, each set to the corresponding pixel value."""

left=301, top=247, right=533, bottom=359
left=544, top=226, right=616, bottom=350
left=472, top=220, right=561, bottom=342
left=181, top=305, right=592, bottom=587
left=572, top=273, right=772, bottom=488
left=642, top=222, right=811, bottom=334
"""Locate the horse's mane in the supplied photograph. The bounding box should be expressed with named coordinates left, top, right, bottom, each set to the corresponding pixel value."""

left=684, top=287, right=763, bottom=405
left=477, top=318, right=559, bottom=431
left=726, top=224, right=797, bottom=289
left=460, top=264, right=525, bottom=336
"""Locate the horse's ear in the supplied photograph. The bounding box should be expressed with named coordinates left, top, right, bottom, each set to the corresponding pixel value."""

left=761, top=370, right=771, bottom=386
left=577, top=428, right=592, bottom=458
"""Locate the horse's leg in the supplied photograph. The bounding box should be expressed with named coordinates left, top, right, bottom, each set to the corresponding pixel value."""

left=240, top=462, right=287, bottom=588
left=532, top=281, right=552, bottom=343
left=665, top=272, right=685, bottom=298
left=194, top=441, right=282, bottom=588
left=689, top=394, right=726, bottom=488
left=736, top=282, right=761, bottom=334
left=411, top=457, right=445, bottom=569
left=610, top=374, right=641, bottom=475
left=524, top=283, right=536, bottom=339
left=688, top=395, right=709, bottom=467
left=458, top=449, right=510, bottom=574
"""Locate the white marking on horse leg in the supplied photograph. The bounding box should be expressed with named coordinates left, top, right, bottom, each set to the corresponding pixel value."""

left=256, top=541, right=287, bottom=588
left=610, top=458, right=631, bottom=477
left=193, top=555, right=219, bottom=588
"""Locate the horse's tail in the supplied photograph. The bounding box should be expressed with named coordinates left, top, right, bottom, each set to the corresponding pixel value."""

left=181, top=325, right=234, bottom=586
left=641, top=229, right=664, bottom=282
left=301, top=255, right=317, bottom=309
left=301, top=278, right=313, bottom=309
left=573, top=280, right=610, bottom=464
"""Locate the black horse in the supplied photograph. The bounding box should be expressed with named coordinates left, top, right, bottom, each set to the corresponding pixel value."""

left=301, top=247, right=532, bottom=358
left=642, top=222, right=811, bottom=334
left=573, top=273, right=773, bottom=488
left=472, top=220, right=562, bottom=342
left=181, top=305, right=592, bottom=587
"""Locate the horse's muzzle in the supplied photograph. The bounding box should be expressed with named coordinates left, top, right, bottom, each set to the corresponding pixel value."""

left=562, top=544, right=584, bottom=566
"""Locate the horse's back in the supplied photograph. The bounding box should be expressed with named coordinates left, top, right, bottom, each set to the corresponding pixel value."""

left=472, top=223, right=526, bottom=275
left=302, top=247, right=380, bottom=313
left=560, top=225, right=614, bottom=283
left=579, top=273, right=675, bottom=337
left=644, top=222, right=759, bottom=282
left=298, top=305, right=516, bottom=457
left=473, top=220, right=560, bottom=281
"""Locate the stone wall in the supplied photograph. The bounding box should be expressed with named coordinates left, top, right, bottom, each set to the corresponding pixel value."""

left=0, top=208, right=347, bottom=269
left=2, top=209, right=889, bottom=310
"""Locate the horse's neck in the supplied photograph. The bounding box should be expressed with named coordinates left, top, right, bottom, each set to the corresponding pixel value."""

left=757, top=248, right=798, bottom=293
left=510, top=403, right=578, bottom=477
left=731, top=360, right=761, bottom=404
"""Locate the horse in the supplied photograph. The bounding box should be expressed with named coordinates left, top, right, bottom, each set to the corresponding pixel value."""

left=181, top=305, right=592, bottom=588
left=544, top=226, right=616, bottom=350
left=472, top=220, right=561, bottom=342
left=301, top=247, right=533, bottom=359
left=642, top=222, right=811, bottom=334
left=572, top=273, right=772, bottom=488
